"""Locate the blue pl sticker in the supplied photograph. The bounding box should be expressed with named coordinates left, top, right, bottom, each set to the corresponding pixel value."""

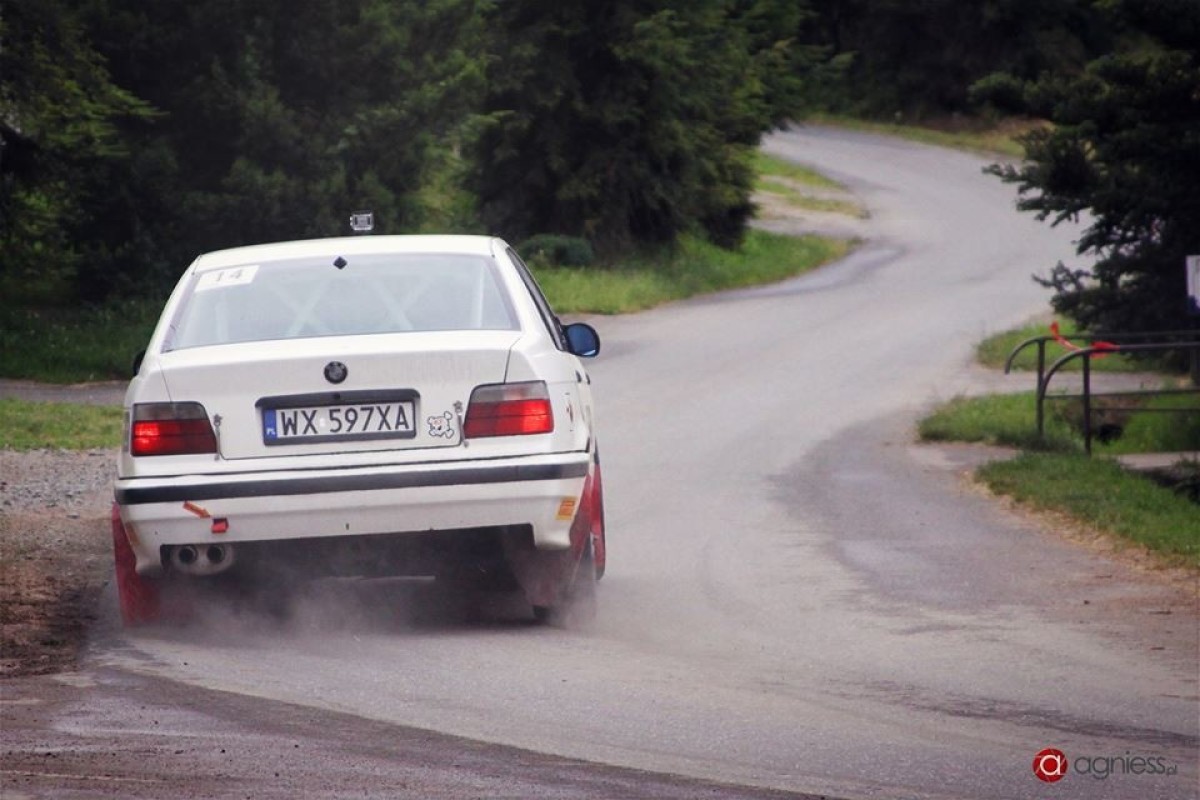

left=263, top=409, right=278, bottom=441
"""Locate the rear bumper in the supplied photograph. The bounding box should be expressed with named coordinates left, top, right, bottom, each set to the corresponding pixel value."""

left=114, top=453, right=590, bottom=575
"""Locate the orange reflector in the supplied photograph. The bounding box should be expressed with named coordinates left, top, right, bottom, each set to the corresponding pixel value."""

left=182, top=501, right=211, bottom=518
left=556, top=498, right=578, bottom=521
left=211, top=518, right=229, bottom=534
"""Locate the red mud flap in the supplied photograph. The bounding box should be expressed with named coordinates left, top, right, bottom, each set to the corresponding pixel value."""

left=111, top=503, right=161, bottom=625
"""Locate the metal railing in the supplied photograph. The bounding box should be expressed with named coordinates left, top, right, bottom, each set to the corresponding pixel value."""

left=1005, top=332, right=1200, bottom=455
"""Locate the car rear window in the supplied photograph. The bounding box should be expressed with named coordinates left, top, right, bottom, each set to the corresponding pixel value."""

left=165, top=253, right=519, bottom=350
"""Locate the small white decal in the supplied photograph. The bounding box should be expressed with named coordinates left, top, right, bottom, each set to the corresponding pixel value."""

left=427, top=411, right=456, bottom=439
left=195, top=265, right=259, bottom=291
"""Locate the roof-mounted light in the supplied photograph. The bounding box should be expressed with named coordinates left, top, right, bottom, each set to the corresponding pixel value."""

left=349, top=211, right=374, bottom=234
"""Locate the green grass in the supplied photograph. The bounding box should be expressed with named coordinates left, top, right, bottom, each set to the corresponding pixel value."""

left=753, top=152, right=867, bottom=218
left=805, top=112, right=1037, bottom=158
left=0, top=397, right=124, bottom=450
left=978, top=322, right=1144, bottom=373
left=535, top=230, right=852, bottom=314
left=0, top=300, right=161, bottom=384
left=1094, top=393, right=1200, bottom=455
left=752, top=152, right=844, bottom=190
left=756, top=177, right=866, bottom=218
left=919, top=390, right=1200, bottom=455
left=919, top=392, right=1080, bottom=452
left=978, top=453, right=1200, bottom=567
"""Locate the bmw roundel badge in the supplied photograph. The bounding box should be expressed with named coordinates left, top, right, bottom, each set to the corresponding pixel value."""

left=324, top=361, right=348, bottom=384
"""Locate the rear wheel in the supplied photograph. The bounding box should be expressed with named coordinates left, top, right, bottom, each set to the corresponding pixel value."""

left=570, top=537, right=598, bottom=623
left=533, top=537, right=597, bottom=628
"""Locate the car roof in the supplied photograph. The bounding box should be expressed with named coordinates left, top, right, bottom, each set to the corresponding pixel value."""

left=191, top=235, right=503, bottom=272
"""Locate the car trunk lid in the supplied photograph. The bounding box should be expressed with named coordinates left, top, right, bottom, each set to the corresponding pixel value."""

left=155, top=331, right=519, bottom=461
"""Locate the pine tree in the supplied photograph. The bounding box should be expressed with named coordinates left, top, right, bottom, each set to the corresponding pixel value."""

left=78, top=0, right=485, bottom=298
left=987, top=0, right=1200, bottom=332
left=469, top=0, right=811, bottom=256
left=0, top=0, right=153, bottom=303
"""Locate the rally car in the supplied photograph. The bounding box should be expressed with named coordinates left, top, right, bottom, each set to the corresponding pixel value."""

left=111, top=234, right=604, bottom=624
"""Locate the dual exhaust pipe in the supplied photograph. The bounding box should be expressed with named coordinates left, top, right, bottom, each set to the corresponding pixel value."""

left=169, top=543, right=235, bottom=576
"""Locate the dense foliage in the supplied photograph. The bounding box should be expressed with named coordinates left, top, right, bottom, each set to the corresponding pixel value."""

left=469, top=0, right=811, bottom=254
left=986, top=0, right=1200, bottom=333
left=804, top=0, right=1112, bottom=117
left=0, top=0, right=154, bottom=303
left=3, top=0, right=811, bottom=302
left=16, top=0, right=485, bottom=301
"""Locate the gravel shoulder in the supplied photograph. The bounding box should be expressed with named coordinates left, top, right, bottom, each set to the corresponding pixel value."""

left=0, top=448, right=116, bottom=678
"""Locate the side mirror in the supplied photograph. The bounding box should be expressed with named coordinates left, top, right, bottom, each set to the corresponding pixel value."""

left=564, top=323, right=600, bottom=358
left=132, top=349, right=146, bottom=377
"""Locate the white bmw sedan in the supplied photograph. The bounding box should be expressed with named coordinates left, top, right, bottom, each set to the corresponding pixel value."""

left=112, top=235, right=604, bottom=625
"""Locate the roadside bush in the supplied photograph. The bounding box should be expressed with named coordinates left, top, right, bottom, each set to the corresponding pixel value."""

left=517, top=235, right=595, bottom=268
left=968, top=72, right=1027, bottom=116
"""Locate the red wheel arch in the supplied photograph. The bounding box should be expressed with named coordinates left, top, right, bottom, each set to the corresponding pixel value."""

left=111, top=504, right=161, bottom=625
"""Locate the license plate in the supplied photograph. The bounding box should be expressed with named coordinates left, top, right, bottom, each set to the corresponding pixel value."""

left=262, top=399, right=417, bottom=444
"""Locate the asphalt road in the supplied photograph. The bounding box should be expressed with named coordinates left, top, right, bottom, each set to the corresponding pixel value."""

left=7, top=127, right=1198, bottom=800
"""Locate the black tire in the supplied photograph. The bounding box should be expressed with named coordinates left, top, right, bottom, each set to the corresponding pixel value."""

left=594, top=533, right=606, bottom=582
left=532, top=539, right=597, bottom=628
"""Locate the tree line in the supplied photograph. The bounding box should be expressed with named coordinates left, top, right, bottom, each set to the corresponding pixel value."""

left=2, top=0, right=1196, bottom=332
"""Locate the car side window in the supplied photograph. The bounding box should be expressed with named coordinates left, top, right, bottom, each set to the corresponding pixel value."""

left=507, top=247, right=567, bottom=351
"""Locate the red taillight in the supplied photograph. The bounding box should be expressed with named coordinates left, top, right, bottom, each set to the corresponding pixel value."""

left=130, top=403, right=217, bottom=456
left=463, top=382, right=554, bottom=438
